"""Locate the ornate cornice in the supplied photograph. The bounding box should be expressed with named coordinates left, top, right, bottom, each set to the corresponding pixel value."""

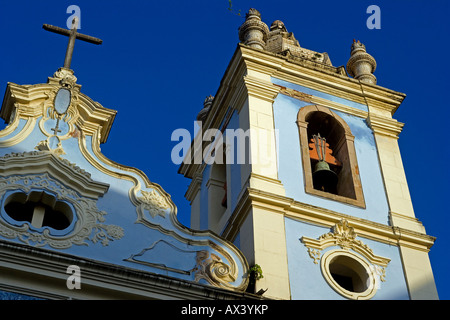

left=366, top=113, right=405, bottom=138
left=243, top=75, right=281, bottom=102
left=0, top=239, right=256, bottom=300
left=276, top=84, right=369, bottom=120
left=0, top=151, right=109, bottom=199
left=236, top=45, right=405, bottom=117
left=184, top=172, right=203, bottom=202
left=222, top=187, right=436, bottom=252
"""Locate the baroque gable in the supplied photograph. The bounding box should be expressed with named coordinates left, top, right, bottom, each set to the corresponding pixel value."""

left=0, top=68, right=249, bottom=292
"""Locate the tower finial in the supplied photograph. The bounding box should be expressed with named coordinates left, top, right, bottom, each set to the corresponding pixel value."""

left=197, top=95, right=214, bottom=122
left=238, top=8, right=269, bottom=50
left=346, top=40, right=377, bottom=85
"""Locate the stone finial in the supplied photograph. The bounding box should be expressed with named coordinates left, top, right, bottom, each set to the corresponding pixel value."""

left=266, top=19, right=300, bottom=54
left=270, top=20, right=288, bottom=32
left=346, top=40, right=377, bottom=85
left=238, top=8, right=269, bottom=50
left=197, top=95, right=214, bottom=122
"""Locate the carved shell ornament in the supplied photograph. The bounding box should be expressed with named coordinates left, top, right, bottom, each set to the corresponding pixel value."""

left=324, top=219, right=359, bottom=250
left=301, top=219, right=390, bottom=274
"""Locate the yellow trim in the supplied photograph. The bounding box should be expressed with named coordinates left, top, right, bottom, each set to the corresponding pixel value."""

left=222, top=187, right=435, bottom=252
left=238, top=45, right=406, bottom=115
left=0, top=117, right=36, bottom=148
left=0, top=110, right=21, bottom=138
left=0, top=77, right=251, bottom=293
left=320, top=249, right=378, bottom=300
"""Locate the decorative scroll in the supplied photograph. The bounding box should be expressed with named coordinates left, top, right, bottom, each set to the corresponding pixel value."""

left=125, top=241, right=241, bottom=291
left=194, top=250, right=238, bottom=289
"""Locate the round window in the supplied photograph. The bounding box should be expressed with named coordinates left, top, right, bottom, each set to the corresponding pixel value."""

left=320, top=250, right=378, bottom=300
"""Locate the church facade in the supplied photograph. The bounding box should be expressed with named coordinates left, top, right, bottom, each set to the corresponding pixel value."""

left=0, top=9, right=438, bottom=300
left=0, top=18, right=250, bottom=300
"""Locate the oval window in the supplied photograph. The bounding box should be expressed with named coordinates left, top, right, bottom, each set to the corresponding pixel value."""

left=320, top=250, right=377, bottom=300
left=54, top=88, right=71, bottom=115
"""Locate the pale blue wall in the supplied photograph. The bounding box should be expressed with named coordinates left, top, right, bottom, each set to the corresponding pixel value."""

left=272, top=78, right=390, bottom=225
left=285, top=217, right=410, bottom=300
left=0, top=110, right=248, bottom=289
left=272, top=77, right=409, bottom=299
left=272, top=78, right=369, bottom=112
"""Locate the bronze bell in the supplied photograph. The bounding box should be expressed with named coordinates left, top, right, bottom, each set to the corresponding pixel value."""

left=312, top=134, right=338, bottom=193
left=313, top=160, right=338, bottom=192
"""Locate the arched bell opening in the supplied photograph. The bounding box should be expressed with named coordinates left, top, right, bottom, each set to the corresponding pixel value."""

left=306, top=111, right=354, bottom=198
left=297, top=105, right=365, bottom=207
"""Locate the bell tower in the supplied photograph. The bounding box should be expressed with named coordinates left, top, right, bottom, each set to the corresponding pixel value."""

left=179, top=9, right=438, bottom=300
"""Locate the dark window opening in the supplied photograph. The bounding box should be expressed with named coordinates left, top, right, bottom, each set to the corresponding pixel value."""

left=4, top=191, right=73, bottom=231
left=329, top=255, right=368, bottom=293
left=330, top=273, right=354, bottom=292
left=306, top=111, right=356, bottom=199
left=4, top=201, right=34, bottom=224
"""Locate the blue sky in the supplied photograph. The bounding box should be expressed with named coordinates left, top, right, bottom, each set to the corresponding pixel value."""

left=0, top=0, right=449, bottom=299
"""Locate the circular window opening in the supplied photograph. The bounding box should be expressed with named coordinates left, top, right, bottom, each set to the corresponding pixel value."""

left=329, top=255, right=369, bottom=293
left=321, top=250, right=377, bottom=300
left=3, top=191, right=73, bottom=231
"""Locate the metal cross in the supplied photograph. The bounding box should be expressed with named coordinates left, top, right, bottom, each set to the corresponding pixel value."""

left=51, top=117, right=62, bottom=136
left=43, top=17, right=102, bottom=69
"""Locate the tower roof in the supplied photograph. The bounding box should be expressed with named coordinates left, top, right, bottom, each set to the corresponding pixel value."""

left=238, top=8, right=333, bottom=66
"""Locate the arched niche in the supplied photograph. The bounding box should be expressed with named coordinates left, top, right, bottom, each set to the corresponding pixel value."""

left=297, top=105, right=365, bottom=207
